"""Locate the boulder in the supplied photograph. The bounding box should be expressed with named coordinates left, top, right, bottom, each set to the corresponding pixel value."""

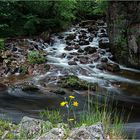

left=99, top=40, right=110, bottom=49
left=84, top=46, right=97, bottom=54
left=96, top=64, right=104, bottom=70
left=106, top=63, right=120, bottom=72
left=74, top=45, right=80, bottom=50
left=67, top=55, right=73, bottom=60
left=37, top=128, right=65, bottom=140
left=88, top=25, right=98, bottom=33
left=64, top=46, right=73, bottom=51
left=19, top=116, right=44, bottom=138
left=101, top=57, right=108, bottom=63
left=68, top=61, right=77, bottom=65
left=65, top=34, right=76, bottom=41
left=78, top=48, right=84, bottom=53
left=80, top=57, right=88, bottom=64
left=67, top=122, right=106, bottom=140
left=79, top=40, right=90, bottom=46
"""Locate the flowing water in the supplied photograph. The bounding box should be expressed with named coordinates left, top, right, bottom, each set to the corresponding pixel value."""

left=0, top=20, right=140, bottom=138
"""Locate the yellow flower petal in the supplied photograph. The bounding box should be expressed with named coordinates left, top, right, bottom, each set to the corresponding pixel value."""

left=60, top=101, right=68, bottom=107
left=69, top=95, right=75, bottom=99
left=73, top=101, right=78, bottom=107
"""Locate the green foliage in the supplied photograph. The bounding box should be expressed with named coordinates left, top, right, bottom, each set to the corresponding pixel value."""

left=75, top=96, right=127, bottom=139
left=40, top=109, right=62, bottom=124
left=0, top=38, right=5, bottom=50
left=0, top=0, right=108, bottom=37
left=0, top=119, right=18, bottom=139
left=75, top=0, right=96, bottom=19
left=20, top=66, right=28, bottom=74
left=93, top=0, right=108, bottom=15
left=27, top=51, right=47, bottom=64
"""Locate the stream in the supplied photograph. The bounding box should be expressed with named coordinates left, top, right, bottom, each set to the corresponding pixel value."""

left=0, top=20, right=140, bottom=138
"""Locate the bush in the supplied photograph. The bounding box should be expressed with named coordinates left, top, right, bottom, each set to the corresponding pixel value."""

left=27, top=51, right=47, bottom=64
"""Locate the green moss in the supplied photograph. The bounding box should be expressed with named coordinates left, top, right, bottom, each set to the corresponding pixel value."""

left=27, top=51, right=47, bottom=64
left=60, top=75, right=97, bottom=91
left=45, top=64, right=50, bottom=71
left=20, top=66, right=28, bottom=74
left=0, top=38, right=5, bottom=50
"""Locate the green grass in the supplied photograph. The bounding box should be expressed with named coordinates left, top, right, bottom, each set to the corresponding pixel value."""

left=40, top=109, right=63, bottom=124
left=39, top=94, right=128, bottom=139
left=27, top=51, right=47, bottom=64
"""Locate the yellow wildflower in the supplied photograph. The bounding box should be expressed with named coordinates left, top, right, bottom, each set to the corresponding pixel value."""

left=69, top=95, right=75, bottom=99
left=73, top=101, right=79, bottom=107
left=60, top=101, right=68, bottom=107
left=68, top=118, right=75, bottom=121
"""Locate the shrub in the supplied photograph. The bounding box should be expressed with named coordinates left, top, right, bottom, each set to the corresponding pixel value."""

left=27, top=51, right=47, bottom=64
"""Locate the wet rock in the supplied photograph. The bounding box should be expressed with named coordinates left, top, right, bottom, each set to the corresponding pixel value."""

left=66, top=40, right=72, bottom=46
left=53, top=89, right=66, bottom=95
left=67, top=55, right=73, bottom=60
left=101, top=57, right=108, bottom=63
left=19, top=116, right=44, bottom=139
left=97, top=20, right=105, bottom=26
left=74, top=45, right=80, bottom=50
left=96, top=64, right=104, bottom=70
left=108, top=55, right=115, bottom=61
left=98, top=33, right=108, bottom=38
left=67, top=122, right=105, bottom=140
left=68, top=61, right=77, bottom=65
left=89, top=36, right=94, bottom=42
left=38, top=128, right=65, bottom=140
left=65, top=34, right=76, bottom=41
left=79, top=40, right=90, bottom=46
left=88, top=25, right=98, bottom=33
left=58, top=35, right=64, bottom=39
left=73, top=58, right=78, bottom=61
left=78, top=48, right=84, bottom=53
left=91, top=53, right=100, bottom=62
left=12, top=47, right=18, bottom=52
left=106, top=63, right=120, bottom=72
left=100, top=28, right=106, bottom=33
left=80, top=29, right=87, bottom=34
left=69, top=52, right=78, bottom=56
left=84, top=46, right=97, bottom=54
left=64, top=46, right=73, bottom=51
left=99, top=38, right=110, bottom=49
left=61, top=53, right=67, bottom=58
left=89, top=65, right=95, bottom=68
left=80, top=57, right=88, bottom=64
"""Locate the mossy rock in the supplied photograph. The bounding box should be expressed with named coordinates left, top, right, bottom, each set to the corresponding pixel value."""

left=59, top=75, right=97, bottom=91
left=27, top=50, right=47, bottom=64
